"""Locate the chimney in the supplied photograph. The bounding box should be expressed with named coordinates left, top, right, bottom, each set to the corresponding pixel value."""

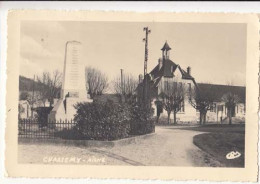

left=187, top=66, right=191, bottom=75
left=139, top=74, right=143, bottom=84
left=158, top=58, right=163, bottom=70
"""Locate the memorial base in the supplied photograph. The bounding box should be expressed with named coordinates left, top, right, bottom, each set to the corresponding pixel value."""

left=48, top=97, right=92, bottom=128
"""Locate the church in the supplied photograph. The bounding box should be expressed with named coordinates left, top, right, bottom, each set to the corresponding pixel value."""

left=137, top=41, right=246, bottom=124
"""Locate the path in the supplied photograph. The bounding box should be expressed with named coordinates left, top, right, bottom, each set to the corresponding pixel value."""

left=18, top=126, right=222, bottom=166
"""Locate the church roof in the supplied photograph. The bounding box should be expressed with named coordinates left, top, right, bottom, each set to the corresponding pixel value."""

left=161, top=42, right=171, bottom=51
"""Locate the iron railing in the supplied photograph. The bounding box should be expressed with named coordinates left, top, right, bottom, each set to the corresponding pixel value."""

left=18, top=118, right=77, bottom=139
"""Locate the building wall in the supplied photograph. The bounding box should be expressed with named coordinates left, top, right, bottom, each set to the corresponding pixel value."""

left=153, top=68, right=197, bottom=123
left=199, top=102, right=245, bottom=123
left=19, top=101, right=31, bottom=119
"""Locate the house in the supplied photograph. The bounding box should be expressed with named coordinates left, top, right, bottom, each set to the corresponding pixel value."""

left=197, top=83, right=246, bottom=123
left=18, top=100, right=32, bottom=119
left=137, top=41, right=198, bottom=123
left=137, top=41, right=246, bottom=124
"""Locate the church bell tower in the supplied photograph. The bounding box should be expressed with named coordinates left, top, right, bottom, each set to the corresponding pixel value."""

left=161, top=41, right=171, bottom=59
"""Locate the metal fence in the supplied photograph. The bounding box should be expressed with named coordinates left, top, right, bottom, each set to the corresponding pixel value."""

left=18, top=118, right=77, bottom=139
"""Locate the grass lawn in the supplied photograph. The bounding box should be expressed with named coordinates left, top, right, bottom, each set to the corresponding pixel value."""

left=179, top=124, right=245, bottom=167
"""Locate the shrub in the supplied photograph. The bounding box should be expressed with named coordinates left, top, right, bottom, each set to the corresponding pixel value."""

left=74, top=100, right=131, bottom=141
left=35, top=107, right=53, bottom=127
left=129, top=103, right=155, bottom=135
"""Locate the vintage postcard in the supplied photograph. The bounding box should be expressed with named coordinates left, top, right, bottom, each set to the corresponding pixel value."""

left=5, top=10, right=259, bottom=181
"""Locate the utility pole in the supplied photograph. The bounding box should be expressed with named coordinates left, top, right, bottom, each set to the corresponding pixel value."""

left=142, top=27, right=151, bottom=104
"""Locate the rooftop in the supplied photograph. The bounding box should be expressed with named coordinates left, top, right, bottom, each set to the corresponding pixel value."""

left=161, top=41, right=171, bottom=51
left=197, top=83, right=246, bottom=103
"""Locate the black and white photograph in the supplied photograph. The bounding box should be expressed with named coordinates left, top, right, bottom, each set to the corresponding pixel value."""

left=18, top=20, right=247, bottom=167
left=4, top=11, right=258, bottom=181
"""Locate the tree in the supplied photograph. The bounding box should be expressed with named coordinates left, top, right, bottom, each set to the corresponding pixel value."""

left=85, top=67, right=109, bottom=99
left=188, top=84, right=214, bottom=125
left=37, top=70, right=62, bottom=107
left=221, top=92, right=240, bottom=125
left=158, top=80, right=185, bottom=125
left=19, top=91, right=30, bottom=101
left=112, top=73, right=138, bottom=101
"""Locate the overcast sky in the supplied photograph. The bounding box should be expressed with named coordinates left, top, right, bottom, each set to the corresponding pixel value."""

left=20, top=21, right=246, bottom=86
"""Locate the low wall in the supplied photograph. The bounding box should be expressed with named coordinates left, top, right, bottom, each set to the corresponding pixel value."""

left=18, top=133, right=156, bottom=148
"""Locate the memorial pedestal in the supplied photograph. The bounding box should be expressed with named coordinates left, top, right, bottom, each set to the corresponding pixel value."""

left=48, top=98, right=92, bottom=127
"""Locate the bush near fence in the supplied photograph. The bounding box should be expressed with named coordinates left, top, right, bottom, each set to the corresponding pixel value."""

left=72, top=100, right=155, bottom=141
left=129, top=103, right=155, bottom=135
left=74, top=100, right=131, bottom=141
left=18, top=99, right=155, bottom=140
left=35, top=107, right=53, bottom=127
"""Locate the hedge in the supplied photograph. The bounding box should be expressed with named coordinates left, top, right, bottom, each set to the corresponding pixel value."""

left=72, top=100, right=155, bottom=140
left=129, top=103, right=155, bottom=135
left=74, top=100, right=131, bottom=141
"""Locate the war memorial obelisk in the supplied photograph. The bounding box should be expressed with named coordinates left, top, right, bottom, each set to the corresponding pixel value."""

left=49, top=41, right=92, bottom=123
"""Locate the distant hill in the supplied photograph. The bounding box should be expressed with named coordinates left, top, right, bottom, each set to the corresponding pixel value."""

left=19, top=76, right=46, bottom=91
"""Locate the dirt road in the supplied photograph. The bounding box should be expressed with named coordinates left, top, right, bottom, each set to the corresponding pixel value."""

left=18, top=126, right=222, bottom=166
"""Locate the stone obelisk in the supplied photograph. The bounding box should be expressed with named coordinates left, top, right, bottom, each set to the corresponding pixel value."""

left=48, top=41, right=92, bottom=124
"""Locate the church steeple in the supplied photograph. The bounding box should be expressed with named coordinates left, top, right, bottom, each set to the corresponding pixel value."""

left=161, top=41, right=171, bottom=59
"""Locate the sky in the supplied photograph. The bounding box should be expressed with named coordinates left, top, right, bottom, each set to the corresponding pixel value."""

left=20, top=21, right=246, bottom=86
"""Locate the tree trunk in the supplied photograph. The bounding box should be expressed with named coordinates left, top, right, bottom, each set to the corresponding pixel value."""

left=203, top=112, right=207, bottom=125
left=173, top=111, right=177, bottom=125
left=167, top=112, right=171, bottom=124
left=229, top=110, right=232, bottom=125
left=199, top=112, right=202, bottom=125
left=156, top=114, right=160, bottom=124
left=31, top=109, right=33, bottom=118
left=200, top=111, right=206, bottom=125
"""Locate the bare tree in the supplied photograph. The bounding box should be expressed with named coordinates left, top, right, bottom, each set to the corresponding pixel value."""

left=159, top=80, right=185, bottom=125
left=188, top=85, right=214, bottom=125
left=112, top=73, right=138, bottom=100
left=221, top=92, right=240, bottom=125
left=37, top=70, right=62, bottom=107
left=19, top=91, right=30, bottom=101
left=85, top=67, right=109, bottom=99
left=37, top=72, right=49, bottom=106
